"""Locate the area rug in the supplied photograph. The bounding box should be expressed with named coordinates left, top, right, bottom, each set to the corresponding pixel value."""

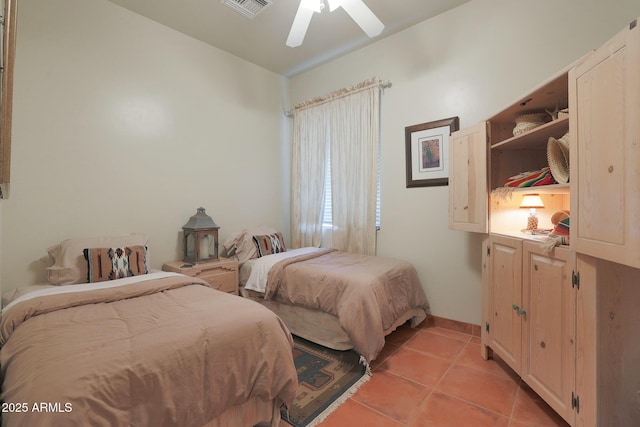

left=281, top=336, right=370, bottom=427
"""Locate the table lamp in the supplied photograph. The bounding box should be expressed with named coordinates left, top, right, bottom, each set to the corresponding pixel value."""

left=520, top=194, right=544, bottom=230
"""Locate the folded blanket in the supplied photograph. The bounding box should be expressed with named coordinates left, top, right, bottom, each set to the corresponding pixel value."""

left=504, top=167, right=558, bottom=187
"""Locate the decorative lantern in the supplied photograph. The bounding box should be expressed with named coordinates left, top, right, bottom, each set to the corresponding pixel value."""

left=182, top=207, right=220, bottom=263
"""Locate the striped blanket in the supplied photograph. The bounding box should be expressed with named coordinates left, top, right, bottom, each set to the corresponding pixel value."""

left=504, top=167, right=557, bottom=187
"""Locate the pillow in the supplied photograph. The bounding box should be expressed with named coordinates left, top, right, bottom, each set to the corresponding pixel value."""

left=83, top=246, right=149, bottom=283
left=253, top=233, right=287, bottom=257
left=222, top=230, right=243, bottom=257
left=226, top=226, right=277, bottom=265
left=47, top=234, right=149, bottom=285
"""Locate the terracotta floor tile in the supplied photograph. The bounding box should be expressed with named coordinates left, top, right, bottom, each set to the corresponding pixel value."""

left=405, top=330, right=467, bottom=360
left=437, top=364, right=518, bottom=417
left=422, top=326, right=472, bottom=343
left=409, top=392, right=510, bottom=427
left=378, top=346, right=452, bottom=387
left=455, top=341, right=517, bottom=380
left=351, top=370, right=431, bottom=424
left=511, top=384, right=571, bottom=427
left=294, top=325, right=572, bottom=426
left=318, top=399, right=403, bottom=427
left=370, top=341, right=400, bottom=371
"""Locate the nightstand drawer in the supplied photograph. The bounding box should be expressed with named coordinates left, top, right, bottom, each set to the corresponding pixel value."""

left=162, top=257, right=239, bottom=295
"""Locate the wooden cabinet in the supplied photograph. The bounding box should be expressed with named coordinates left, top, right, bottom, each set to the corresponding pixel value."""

left=522, top=241, right=576, bottom=424
left=454, top=17, right=640, bottom=426
left=485, top=235, right=522, bottom=371
left=448, top=122, right=488, bottom=233
left=484, top=237, right=577, bottom=425
left=569, top=19, right=640, bottom=269
left=574, top=254, right=640, bottom=427
left=449, top=70, right=570, bottom=236
left=162, top=257, right=239, bottom=295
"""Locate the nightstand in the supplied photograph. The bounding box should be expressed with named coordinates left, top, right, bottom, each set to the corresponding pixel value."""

left=162, top=257, right=239, bottom=295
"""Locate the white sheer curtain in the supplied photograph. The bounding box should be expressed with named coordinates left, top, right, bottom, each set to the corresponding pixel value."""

left=290, top=78, right=380, bottom=255
left=291, top=106, right=328, bottom=248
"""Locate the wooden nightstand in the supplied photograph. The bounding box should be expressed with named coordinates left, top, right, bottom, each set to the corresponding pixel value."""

left=162, top=257, right=239, bottom=295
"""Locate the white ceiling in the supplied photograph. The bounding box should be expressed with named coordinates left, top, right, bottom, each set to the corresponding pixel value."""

left=107, top=0, right=471, bottom=77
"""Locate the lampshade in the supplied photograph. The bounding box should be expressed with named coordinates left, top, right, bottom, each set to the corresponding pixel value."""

left=520, top=194, right=544, bottom=209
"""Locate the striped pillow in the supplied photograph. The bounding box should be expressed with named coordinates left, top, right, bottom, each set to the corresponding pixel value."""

left=83, top=246, right=148, bottom=283
left=252, top=233, right=287, bottom=257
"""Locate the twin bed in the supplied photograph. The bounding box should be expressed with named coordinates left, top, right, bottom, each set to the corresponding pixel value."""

left=0, top=229, right=430, bottom=426
left=0, top=235, right=297, bottom=427
left=228, top=227, right=430, bottom=364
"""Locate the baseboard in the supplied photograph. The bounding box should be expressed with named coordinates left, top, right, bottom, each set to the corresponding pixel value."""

left=425, top=314, right=481, bottom=337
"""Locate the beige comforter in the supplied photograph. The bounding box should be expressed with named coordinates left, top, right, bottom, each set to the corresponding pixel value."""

left=0, top=275, right=297, bottom=427
left=264, top=249, right=429, bottom=362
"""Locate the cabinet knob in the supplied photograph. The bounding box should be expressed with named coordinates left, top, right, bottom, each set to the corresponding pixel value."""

left=540, top=341, right=546, bottom=349
left=512, top=304, right=519, bottom=311
left=608, top=165, right=614, bottom=173
left=519, top=308, right=527, bottom=315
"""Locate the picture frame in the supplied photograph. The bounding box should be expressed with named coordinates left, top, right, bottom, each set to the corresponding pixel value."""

left=405, top=116, right=459, bottom=188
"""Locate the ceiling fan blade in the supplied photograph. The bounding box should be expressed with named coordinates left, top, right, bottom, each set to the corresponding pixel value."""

left=286, top=3, right=315, bottom=47
left=341, top=0, right=384, bottom=38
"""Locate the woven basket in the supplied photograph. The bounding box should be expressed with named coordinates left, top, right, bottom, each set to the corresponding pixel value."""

left=547, top=132, right=570, bottom=184
left=513, top=113, right=548, bottom=136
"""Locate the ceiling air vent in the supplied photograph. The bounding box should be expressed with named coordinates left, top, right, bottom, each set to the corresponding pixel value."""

left=220, top=0, right=273, bottom=19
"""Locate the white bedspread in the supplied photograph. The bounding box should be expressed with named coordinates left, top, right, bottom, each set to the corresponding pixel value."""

left=243, top=247, right=322, bottom=293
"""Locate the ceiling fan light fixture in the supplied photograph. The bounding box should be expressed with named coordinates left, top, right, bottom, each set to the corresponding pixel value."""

left=327, top=0, right=344, bottom=12
left=301, top=0, right=323, bottom=13
left=287, top=0, right=383, bottom=48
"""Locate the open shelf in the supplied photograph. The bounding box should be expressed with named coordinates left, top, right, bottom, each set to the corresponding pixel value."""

left=491, top=184, right=570, bottom=195
left=491, top=117, right=569, bottom=150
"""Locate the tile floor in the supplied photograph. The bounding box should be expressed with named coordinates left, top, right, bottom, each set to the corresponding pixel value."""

left=283, top=322, right=571, bottom=427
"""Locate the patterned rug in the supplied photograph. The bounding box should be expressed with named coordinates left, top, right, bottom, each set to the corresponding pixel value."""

left=281, top=336, right=370, bottom=427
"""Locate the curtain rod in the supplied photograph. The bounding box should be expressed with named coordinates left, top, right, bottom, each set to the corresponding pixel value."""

left=284, top=79, right=392, bottom=118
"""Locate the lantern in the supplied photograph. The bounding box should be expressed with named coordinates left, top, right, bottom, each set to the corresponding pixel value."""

left=182, top=207, right=220, bottom=263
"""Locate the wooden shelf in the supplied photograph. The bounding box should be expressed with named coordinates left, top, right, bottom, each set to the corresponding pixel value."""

left=491, top=117, right=569, bottom=150
left=491, top=184, right=570, bottom=195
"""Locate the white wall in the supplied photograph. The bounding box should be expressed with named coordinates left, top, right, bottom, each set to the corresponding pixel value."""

left=1, top=0, right=290, bottom=289
left=288, top=0, right=640, bottom=325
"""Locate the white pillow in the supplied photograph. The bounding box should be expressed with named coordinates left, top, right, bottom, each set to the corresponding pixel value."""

left=47, top=234, right=149, bottom=285
left=224, top=226, right=277, bottom=265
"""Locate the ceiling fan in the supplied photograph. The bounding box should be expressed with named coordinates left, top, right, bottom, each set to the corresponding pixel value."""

left=286, top=0, right=384, bottom=47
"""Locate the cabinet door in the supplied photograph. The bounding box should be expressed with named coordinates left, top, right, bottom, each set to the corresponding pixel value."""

left=487, top=235, right=522, bottom=372
left=522, top=242, right=576, bottom=425
left=575, top=254, right=640, bottom=427
left=448, top=122, right=488, bottom=233
left=570, top=20, right=640, bottom=268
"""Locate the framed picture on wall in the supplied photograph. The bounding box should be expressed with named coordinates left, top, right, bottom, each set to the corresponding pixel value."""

left=405, top=116, right=459, bottom=187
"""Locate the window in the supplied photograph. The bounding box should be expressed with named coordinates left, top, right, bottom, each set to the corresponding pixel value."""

left=322, top=144, right=381, bottom=229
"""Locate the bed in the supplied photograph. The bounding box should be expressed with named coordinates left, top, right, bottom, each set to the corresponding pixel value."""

left=226, top=228, right=430, bottom=364
left=0, top=235, right=298, bottom=427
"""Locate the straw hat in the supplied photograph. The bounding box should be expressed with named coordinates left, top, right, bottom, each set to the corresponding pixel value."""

left=547, top=132, right=570, bottom=183
left=513, top=113, right=548, bottom=136
left=551, top=210, right=570, bottom=225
